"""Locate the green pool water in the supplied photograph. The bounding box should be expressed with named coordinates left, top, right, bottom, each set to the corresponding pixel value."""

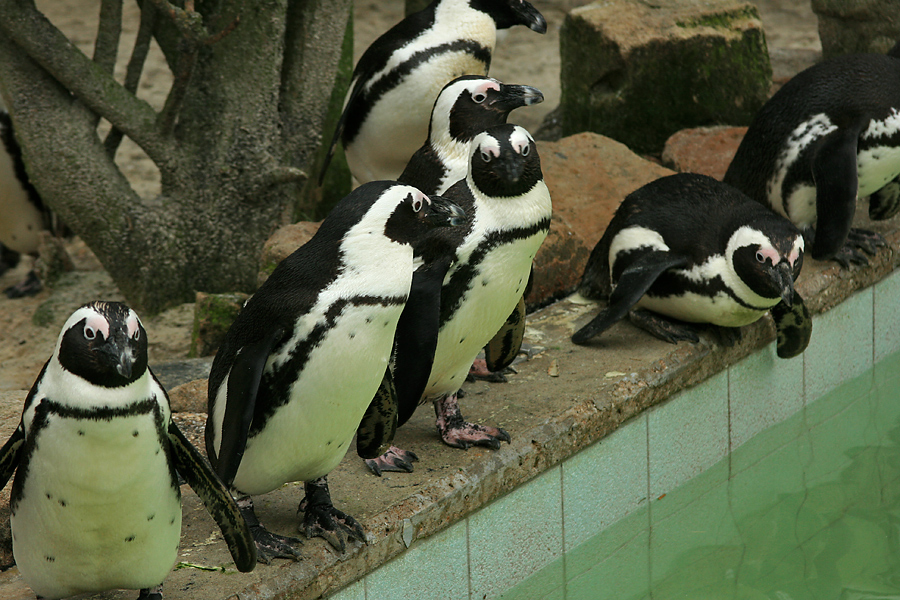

left=502, top=351, right=900, bottom=600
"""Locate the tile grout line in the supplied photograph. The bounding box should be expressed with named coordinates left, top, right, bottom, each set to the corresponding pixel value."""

left=559, top=464, right=567, bottom=600
left=466, top=517, right=472, bottom=600
left=645, top=411, right=653, bottom=599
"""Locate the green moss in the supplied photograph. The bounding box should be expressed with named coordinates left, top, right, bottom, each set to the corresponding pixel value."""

left=32, top=302, right=55, bottom=328
left=189, top=292, right=248, bottom=358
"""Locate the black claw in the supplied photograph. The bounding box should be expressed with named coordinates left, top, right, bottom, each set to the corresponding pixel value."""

left=364, top=447, right=419, bottom=476
left=239, top=497, right=303, bottom=563
left=496, top=428, right=511, bottom=444
left=299, top=479, right=366, bottom=552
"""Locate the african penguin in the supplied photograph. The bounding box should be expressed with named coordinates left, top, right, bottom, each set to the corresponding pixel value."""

left=321, top=0, right=547, bottom=186
left=205, top=181, right=464, bottom=562
left=573, top=173, right=811, bottom=359
left=365, top=123, right=551, bottom=474
left=723, top=41, right=900, bottom=267
left=398, top=74, right=544, bottom=195
left=0, top=301, right=255, bottom=600
left=0, top=108, right=62, bottom=298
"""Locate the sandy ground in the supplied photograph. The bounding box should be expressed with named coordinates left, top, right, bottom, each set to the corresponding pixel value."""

left=0, top=0, right=820, bottom=389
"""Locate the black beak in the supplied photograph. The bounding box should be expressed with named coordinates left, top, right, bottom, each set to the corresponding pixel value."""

left=496, top=150, right=526, bottom=184
left=493, top=84, right=544, bottom=113
left=422, top=195, right=466, bottom=228
left=103, top=332, right=135, bottom=379
left=510, top=1, right=547, bottom=33
left=773, top=261, right=795, bottom=307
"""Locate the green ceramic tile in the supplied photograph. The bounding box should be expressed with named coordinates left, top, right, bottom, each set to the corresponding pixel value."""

left=562, top=414, right=648, bottom=552
left=805, top=390, right=879, bottom=489
left=729, top=342, right=805, bottom=453
left=567, top=529, right=650, bottom=600
left=805, top=369, right=875, bottom=429
left=874, top=348, right=900, bottom=388
left=499, top=558, right=565, bottom=600
left=874, top=269, right=900, bottom=363
left=365, top=520, right=468, bottom=600
left=326, top=578, right=365, bottom=600
left=469, top=467, right=564, bottom=600
left=566, top=506, right=650, bottom=582
left=804, top=288, right=873, bottom=403
left=648, top=371, right=729, bottom=501
left=728, top=435, right=808, bottom=524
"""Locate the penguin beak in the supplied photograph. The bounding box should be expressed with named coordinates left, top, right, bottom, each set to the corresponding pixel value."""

left=494, top=84, right=544, bottom=112
left=496, top=151, right=527, bottom=183
left=422, top=196, right=466, bottom=228
left=103, top=331, right=135, bottom=379
left=772, top=261, right=795, bottom=307
left=510, top=1, right=548, bottom=34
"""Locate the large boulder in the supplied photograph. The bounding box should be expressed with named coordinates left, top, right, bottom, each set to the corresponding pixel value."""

left=560, top=0, right=771, bottom=154
left=811, top=0, right=900, bottom=57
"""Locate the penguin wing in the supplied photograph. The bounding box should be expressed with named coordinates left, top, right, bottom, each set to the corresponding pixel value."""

left=215, top=326, right=286, bottom=486
left=356, top=367, right=399, bottom=459
left=393, top=256, right=452, bottom=426
left=868, top=177, right=900, bottom=221
left=771, top=290, right=812, bottom=359
left=167, top=421, right=257, bottom=572
left=0, top=424, right=24, bottom=490
left=484, top=294, right=526, bottom=372
left=811, top=127, right=861, bottom=259
left=572, top=250, right=690, bottom=344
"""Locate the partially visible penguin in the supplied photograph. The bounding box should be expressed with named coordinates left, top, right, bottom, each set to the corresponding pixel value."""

left=573, top=173, right=811, bottom=359
left=205, top=182, right=464, bottom=561
left=0, top=108, right=62, bottom=297
left=0, top=301, right=255, bottom=600
left=321, top=0, right=547, bottom=185
left=398, top=75, right=544, bottom=195
left=365, top=123, right=551, bottom=475
left=724, top=41, right=900, bottom=267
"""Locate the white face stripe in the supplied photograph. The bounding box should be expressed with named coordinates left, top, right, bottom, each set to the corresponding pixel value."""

left=508, top=126, right=532, bottom=155
left=475, top=132, right=501, bottom=159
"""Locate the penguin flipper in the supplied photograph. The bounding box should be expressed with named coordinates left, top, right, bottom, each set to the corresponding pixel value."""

left=216, top=327, right=286, bottom=486
left=811, top=128, right=860, bottom=260
left=771, top=290, right=812, bottom=359
left=356, top=367, right=399, bottom=460
left=393, top=257, right=451, bottom=426
left=0, top=424, right=24, bottom=490
left=484, top=294, right=526, bottom=372
left=572, top=251, right=690, bottom=345
left=868, top=178, right=900, bottom=221
left=167, top=421, right=257, bottom=572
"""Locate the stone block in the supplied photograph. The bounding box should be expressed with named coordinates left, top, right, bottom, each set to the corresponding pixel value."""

left=812, top=0, right=900, bottom=57
left=189, top=292, right=249, bottom=358
left=258, top=220, right=322, bottom=286
left=560, top=0, right=771, bottom=154
left=661, top=125, right=746, bottom=180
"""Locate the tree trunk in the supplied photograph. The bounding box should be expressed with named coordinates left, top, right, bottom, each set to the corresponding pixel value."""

left=0, top=0, right=351, bottom=314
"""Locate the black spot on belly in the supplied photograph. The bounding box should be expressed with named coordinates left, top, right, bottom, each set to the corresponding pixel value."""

left=366, top=317, right=373, bottom=324
left=125, top=535, right=136, bottom=542
left=170, top=517, right=176, bottom=525
left=58, top=499, right=67, bottom=507
left=45, top=555, right=55, bottom=563
left=326, top=440, right=333, bottom=446
left=459, top=337, right=466, bottom=344
left=45, top=493, right=52, bottom=500
left=148, top=513, right=156, bottom=521
left=384, top=321, right=390, bottom=327
left=132, top=430, right=139, bottom=437
left=77, top=430, right=85, bottom=436
left=481, top=279, right=489, bottom=286
left=349, top=332, right=356, bottom=339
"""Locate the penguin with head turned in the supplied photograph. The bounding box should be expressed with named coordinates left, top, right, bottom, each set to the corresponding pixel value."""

left=0, top=301, right=255, bottom=600
left=205, top=182, right=464, bottom=561
left=398, top=74, right=544, bottom=195
left=320, top=0, right=547, bottom=186
left=573, top=173, right=811, bottom=359
left=724, top=41, right=900, bottom=267
left=364, top=123, right=551, bottom=475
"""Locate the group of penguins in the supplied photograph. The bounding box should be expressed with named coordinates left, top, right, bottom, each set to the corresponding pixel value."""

left=1, top=0, right=900, bottom=598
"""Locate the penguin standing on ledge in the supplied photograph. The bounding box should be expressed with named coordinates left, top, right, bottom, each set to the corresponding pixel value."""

left=321, top=0, right=547, bottom=186
left=365, top=124, right=551, bottom=474
left=573, top=173, right=811, bottom=359
left=0, top=301, right=255, bottom=600
left=205, top=182, right=464, bottom=562
left=724, top=41, right=900, bottom=267
left=398, top=75, right=544, bottom=195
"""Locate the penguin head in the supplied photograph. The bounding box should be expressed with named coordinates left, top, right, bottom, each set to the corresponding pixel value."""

left=728, top=223, right=804, bottom=306
left=378, top=183, right=466, bottom=246
left=471, top=0, right=547, bottom=33
left=430, top=76, right=544, bottom=145
left=468, top=123, right=543, bottom=197
left=55, top=301, right=148, bottom=388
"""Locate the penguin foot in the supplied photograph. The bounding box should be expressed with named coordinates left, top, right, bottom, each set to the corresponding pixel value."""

left=466, top=358, right=511, bottom=383
left=299, top=478, right=366, bottom=553
left=137, top=585, right=163, bottom=600
left=628, top=309, right=700, bottom=344
left=365, top=446, right=419, bottom=476
left=238, top=497, right=304, bottom=563
left=713, top=326, right=743, bottom=348
left=433, top=394, right=511, bottom=450
left=832, top=229, right=887, bottom=267
left=4, top=270, right=42, bottom=298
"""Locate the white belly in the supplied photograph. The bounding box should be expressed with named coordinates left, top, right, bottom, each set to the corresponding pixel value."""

left=424, top=235, right=543, bottom=399
left=638, top=290, right=774, bottom=328
left=0, top=145, right=42, bottom=254
left=346, top=52, right=488, bottom=184
left=857, top=144, right=900, bottom=197
left=232, top=303, right=403, bottom=495
left=12, top=412, right=181, bottom=600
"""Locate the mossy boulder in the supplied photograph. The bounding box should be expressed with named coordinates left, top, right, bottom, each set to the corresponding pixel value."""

left=560, top=0, right=771, bottom=154
left=812, top=0, right=900, bottom=58
left=189, top=292, right=249, bottom=358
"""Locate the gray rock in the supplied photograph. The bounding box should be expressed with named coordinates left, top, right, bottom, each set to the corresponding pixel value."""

left=812, top=0, right=900, bottom=57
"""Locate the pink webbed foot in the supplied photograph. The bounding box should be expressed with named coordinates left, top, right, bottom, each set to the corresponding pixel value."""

left=433, top=393, right=510, bottom=450
left=364, top=446, right=419, bottom=476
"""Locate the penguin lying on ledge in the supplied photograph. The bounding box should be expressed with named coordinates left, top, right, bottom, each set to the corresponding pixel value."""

left=724, top=40, right=900, bottom=267
left=574, top=173, right=812, bottom=359
left=320, top=0, right=546, bottom=186
left=0, top=301, right=255, bottom=600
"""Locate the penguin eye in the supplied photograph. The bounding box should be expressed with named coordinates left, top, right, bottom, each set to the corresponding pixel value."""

left=410, top=194, right=423, bottom=212
left=521, top=144, right=530, bottom=156
left=132, top=327, right=140, bottom=341
left=481, top=151, right=492, bottom=163
left=84, top=325, right=97, bottom=340
left=756, top=251, right=765, bottom=263
left=472, top=93, right=487, bottom=104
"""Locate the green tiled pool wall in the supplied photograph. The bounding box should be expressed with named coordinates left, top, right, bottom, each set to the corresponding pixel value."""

left=329, top=269, right=900, bottom=600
